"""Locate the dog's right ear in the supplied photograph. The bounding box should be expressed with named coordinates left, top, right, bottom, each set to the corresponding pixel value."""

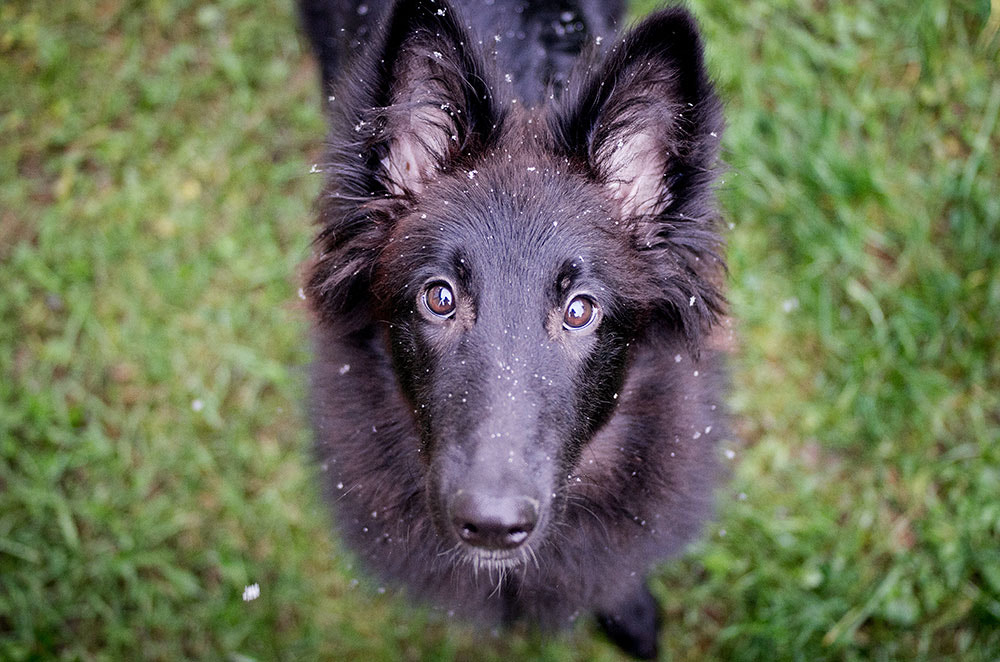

left=308, top=0, right=501, bottom=326
left=334, top=0, right=501, bottom=196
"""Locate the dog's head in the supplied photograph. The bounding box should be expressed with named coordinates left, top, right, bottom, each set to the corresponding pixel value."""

left=307, top=0, right=723, bottom=569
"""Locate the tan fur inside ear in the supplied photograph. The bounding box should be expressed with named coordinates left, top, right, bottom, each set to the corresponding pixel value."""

left=379, top=133, right=428, bottom=195
left=378, top=47, right=461, bottom=196
left=380, top=101, right=455, bottom=195
left=586, top=58, right=680, bottom=218
left=602, top=131, right=669, bottom=217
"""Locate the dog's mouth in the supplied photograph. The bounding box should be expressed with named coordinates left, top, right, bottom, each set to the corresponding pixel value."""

left=443, top=541, right=539, bottom=576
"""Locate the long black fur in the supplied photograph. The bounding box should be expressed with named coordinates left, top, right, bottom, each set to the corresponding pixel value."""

left=299, top=1, right=726, bottom=658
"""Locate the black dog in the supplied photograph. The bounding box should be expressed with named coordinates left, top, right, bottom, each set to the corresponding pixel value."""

left=299, top=0, right=725, bottom=657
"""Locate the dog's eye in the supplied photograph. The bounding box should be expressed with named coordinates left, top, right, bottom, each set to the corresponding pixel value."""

left=424, top=282, right=456, bottom=318
left=563, top=295, right=597, bottom=330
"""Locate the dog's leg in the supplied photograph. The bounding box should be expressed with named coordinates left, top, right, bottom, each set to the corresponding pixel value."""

left=595, top=580, right=662, bottom=660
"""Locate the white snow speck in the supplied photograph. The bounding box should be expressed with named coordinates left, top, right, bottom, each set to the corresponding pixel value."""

left=724, top=449, right=736, bottom=459
left=433, top=51, right=443, bottom=59
left=782, top=297, right=800, bottom=313
left=339, top=364, right=351, bottom=375
left=689, top=296, right=696, bottom=306
left=297, top=287, right=306, bottom=300
left=191, top=399, right=204, bottom=412
left=674, top=354, right=683, bottom=363
left=242, top=583, right=260, bottom=601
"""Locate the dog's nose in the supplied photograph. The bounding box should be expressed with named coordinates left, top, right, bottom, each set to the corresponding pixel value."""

left=449, top=491, right=538, bottom=550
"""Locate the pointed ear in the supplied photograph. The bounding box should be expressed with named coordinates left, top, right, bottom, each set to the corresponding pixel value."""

left=551, top=9, right=726, bottom=344
left=307, top=0, right=503, bottom=328
left=348, top=0, right=502, bottom=196
left=551, top=8, right=723, bottom=220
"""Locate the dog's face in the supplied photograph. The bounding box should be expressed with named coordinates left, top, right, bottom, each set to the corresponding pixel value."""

left=307, top=0, right=723, bottom=569
left=375, top=166, right=642, bottom=566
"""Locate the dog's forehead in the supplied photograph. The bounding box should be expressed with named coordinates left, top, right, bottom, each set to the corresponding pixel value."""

left=425, top=162, right=619, bottom=259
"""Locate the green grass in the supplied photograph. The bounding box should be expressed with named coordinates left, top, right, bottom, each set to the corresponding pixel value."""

left=2, top=0, right=998, bottom=659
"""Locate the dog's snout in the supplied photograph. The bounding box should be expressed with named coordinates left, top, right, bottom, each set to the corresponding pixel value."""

left=449, top=491, right=539, bottom=550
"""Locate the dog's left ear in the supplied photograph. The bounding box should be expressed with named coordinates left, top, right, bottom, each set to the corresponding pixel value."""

left=552, top=8, right=722, bottom=220
left=551, top=8, right=725, bottom=339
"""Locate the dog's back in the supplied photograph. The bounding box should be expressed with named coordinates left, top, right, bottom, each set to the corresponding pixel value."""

left=298, top=0, right=624, bottom=106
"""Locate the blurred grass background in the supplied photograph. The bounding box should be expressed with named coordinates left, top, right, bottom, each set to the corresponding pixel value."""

left=1, top=0, right=998, bottom=659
